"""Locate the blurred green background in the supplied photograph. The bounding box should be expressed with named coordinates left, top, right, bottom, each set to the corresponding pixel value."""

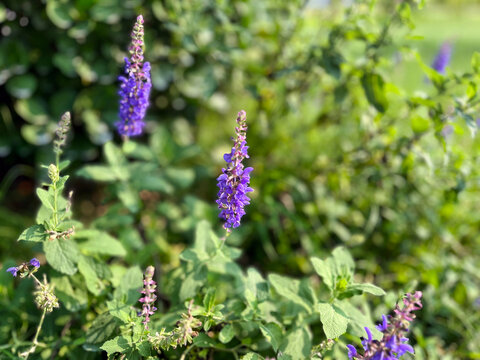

left=1, top=0, right=480, bottom=358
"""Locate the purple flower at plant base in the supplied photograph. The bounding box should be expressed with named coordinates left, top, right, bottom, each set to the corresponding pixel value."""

left=347, top=291, right=423, bottom=359
left=116, top=15, right=152, bottom=137
left=30, top=258, right=40, bottom=268
left=6, top=267, right=18, bottom=277
left=138, top=266, right=157, bottom=329
left=216, top=110, right=254, bottom=232
left=432, top=42, right=452, bottom=75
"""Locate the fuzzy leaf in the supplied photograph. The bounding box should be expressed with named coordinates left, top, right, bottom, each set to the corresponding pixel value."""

left=17, top=224, right=47, bottom=242
left=44, top=238, right=79, bottom=275
left=317, top=303, right=349, bottom=339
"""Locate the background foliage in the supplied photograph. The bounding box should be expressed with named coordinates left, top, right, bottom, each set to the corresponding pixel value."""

left=1, top=0, right=480, bottom=359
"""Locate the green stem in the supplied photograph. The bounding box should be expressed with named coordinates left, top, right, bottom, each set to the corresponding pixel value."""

left=52, top=180, right=58, bottom=228
left=21, top=308, right=47, bottom=359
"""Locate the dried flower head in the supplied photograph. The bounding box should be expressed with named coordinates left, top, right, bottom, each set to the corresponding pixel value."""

left=347, top=291, right=423, bottom=360
left=34, top=275, right=59, bottom=313
left=116, top=15, right=152, bottom=137
left=216, top=110, right=253, bottom=232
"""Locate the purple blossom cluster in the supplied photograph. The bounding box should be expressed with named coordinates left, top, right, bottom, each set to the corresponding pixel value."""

left=6, top=258, right=40, bottom=277
left=432, top=42, right=452, bottom=75
left=138, top=266, right=157, bottom=329
left=116, top=15, right=152, bottom=137
left=216, top=110, right=253, bottom=231
left=347, top=291, right=423, bottom=360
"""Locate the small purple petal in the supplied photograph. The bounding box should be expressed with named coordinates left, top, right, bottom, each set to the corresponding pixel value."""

left=29, top=258, right=40, bottom=268
left=6, top=267, right=18, bottom=277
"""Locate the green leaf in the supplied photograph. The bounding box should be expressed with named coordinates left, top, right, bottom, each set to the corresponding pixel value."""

left=107, top=299, right=134, bottom=323
left=268, top=274, right=312, bottom=312
left=311, top=247, right=355, bottom=292
left=179, top=264, right=207, bottom=301
left=46, top=0, right=73, bottom=29
left=361, top=72, right=388, bottom=113
left=36, top=188, right=54, bottom=211
left=77, top=165, right=118, bottom=182
left=85, top=313, right=118, bottom=344
left=316, top=303, right=349, bottom=339
left=44, top=238, right=79, bottom=275
left=278, top=327, right=311, bottom=360
left=6, top=74, right=38, bottom=99
left=203, top=288, right=216, bottom=312
left=219, top=324, right=235, bottom=344
left=17, top=224, right=47, bottom=242
left=259, top=323, right=282, bottom=352
left=245, top=267, right=269, bottom=303
left=193, top=220, right=219, bottom=258
left=75, top=229, right=127, bottom=256
left=411, top=115, right=430, bottom=133
left=193, top=333, right=219, bottom=348
left=346, top=283, right=385, bottom=296
left=51, top=275, right=88, bottom=311
left=335, top=300, right=380, bottom=338
left=78, top=255, right=104, bottom=295
left=75, top=229, right=127, bottom=257
left=241, top=353, right=265, bottom=360
left=113, top=266, right=143, bottom=305
left=100, top=336, right=131, bottom=355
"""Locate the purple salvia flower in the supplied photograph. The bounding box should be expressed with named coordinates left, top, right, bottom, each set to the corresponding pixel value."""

left=432, top=42, right=452, bottom=75
left=347, top=291, right=423, bottom=359
left=30, top=258, right=40, bottom=268
left=216, top=110, right=254, bottom=232
left=116, top=15, right=152, bottom=137
left=138, top=266, right=157, bottom=329
left=6, top=267, right=18, bottom=277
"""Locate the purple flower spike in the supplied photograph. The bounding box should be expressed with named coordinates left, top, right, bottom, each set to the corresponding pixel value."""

left=6, top=267, right=18, bottom=277
left=138, top=266, right=157, bottom=329
left=116, top=15, right=152, bottom=137
left=346, top=292, right=422, bottom=359
left=216, top=110, right=254, bottom=232
left=432, top=42, right=452, bottom=75
left=30, top=258, right=40, bottom=268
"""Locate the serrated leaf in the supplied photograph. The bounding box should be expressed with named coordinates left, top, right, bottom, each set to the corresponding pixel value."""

left=268, top=274, right=312, bottom=312
left=317, top=303, right=349, bottom=339
left=36, top=188, right=54, bottom=210
left=219, top=324, right=235, bottom=344
left=278, top=327, right=311, bottom=360
left=259, top=323, right=282, bottom=351
left=85, top=313, right=118, bottom=345
left=100, top=336, right=131, bottom=355
left=17, top=224, right=46, bottom=242
left=44, top=238, right=79, bottom=275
